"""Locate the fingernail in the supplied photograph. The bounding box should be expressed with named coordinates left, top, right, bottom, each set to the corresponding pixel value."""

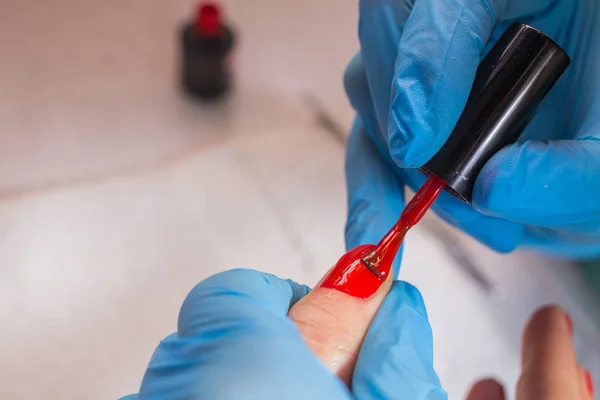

left=566, top=313, right=573, bottom=336
left=497, top=385, right=506, bottom=400
left=488, top=383, right=506, bottom=400
left=467, top=379, right=505, bottom=400
left=585, top=370, right=594, bottom=397
left=320, top=244, right=384, bottom=299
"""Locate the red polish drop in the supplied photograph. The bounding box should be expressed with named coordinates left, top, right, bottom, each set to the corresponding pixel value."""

left=320, top=175, right=445, bottom=299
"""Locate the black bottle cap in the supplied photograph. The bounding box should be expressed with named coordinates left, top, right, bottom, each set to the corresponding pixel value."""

left=421, top=23, right=570, bottom=203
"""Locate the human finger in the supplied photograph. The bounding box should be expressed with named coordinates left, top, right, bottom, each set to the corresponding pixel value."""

left=516, top=305, right=582, bottom=400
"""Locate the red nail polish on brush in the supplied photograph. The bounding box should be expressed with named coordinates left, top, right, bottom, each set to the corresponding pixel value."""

left=320, top=176, right=445, bottom=299
left=320, top=25, right=570, bottom=300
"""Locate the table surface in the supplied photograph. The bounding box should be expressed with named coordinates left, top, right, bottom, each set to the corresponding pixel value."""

left=1, top=1, right=599, bottom=399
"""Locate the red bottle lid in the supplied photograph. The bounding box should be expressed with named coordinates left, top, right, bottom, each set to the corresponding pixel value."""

left=195, top=3, right=222, bottom=37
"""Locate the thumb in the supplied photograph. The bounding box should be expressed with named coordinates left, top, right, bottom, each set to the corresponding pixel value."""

left=288, top=253, right=394, bottom=385
left=293, top=117, right=404, bottom=384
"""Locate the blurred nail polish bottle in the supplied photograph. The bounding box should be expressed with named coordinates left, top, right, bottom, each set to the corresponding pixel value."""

left=180, top=2, right=235, bottom=99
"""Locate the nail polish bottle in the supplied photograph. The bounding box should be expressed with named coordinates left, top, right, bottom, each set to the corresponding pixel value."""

left=180, top=2, right=235, bottom=99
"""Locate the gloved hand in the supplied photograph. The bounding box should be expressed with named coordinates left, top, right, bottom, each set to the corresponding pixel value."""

left=118, top=269, right=445, bottom=400
left=344, top=0, right=600, bottom=259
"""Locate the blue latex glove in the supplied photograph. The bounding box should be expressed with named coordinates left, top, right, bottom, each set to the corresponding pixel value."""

left=344, top=0, right=600, bottom=259
left=119, top=269, right=446, bottom=400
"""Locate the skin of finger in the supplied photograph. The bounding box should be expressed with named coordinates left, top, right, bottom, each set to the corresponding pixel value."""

left=516, top=305, right=581, bottom=400
left=288, top=273, right=394, bottom=385
left=465, top=378, right=505, bottom=400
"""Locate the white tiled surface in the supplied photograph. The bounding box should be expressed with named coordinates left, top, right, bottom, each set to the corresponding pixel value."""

left=1, top=1, right=600, bottom=400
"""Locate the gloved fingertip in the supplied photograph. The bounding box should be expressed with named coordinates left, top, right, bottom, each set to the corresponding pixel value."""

left=387, top=104, right=436, bottom=169
left=488, top=234, right=521, bottom=254
left=118, top=395, right=138, bottom=400
left=384, top=281, right=429, bottom=320
left=363, top=281, right=431, bottom=355
left=472, top=147, right=515, bottom=216
left=343, top=53, right=367, bottom=104
left=178, top=269, right=310, bottom=337
left=385, top=0, right=503, bottom=170
left=353, top=280, right=447, bottom=399
left=185, top=269, right=308, bottom=307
